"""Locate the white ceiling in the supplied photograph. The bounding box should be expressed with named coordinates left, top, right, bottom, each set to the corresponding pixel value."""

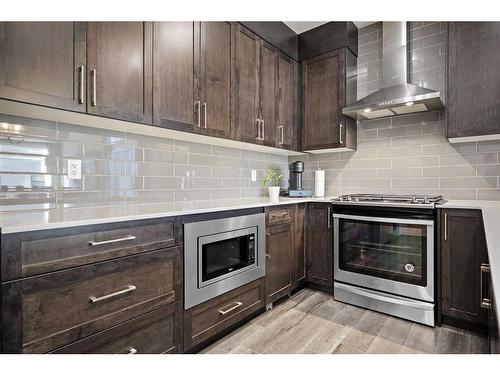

left=284, top=21, right=376, bottom=34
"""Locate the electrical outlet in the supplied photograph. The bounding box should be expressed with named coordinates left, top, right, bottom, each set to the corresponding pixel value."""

left=251, top=170, right=257, bottom=182
left=67, top=159, right=82, bottom=180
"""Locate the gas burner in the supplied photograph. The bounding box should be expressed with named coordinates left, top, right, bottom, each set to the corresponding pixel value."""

left=332, top=194, right=445, bottom=208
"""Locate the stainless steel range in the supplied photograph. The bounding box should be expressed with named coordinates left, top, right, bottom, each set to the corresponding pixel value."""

left=332, top=194, right=445, bottom=326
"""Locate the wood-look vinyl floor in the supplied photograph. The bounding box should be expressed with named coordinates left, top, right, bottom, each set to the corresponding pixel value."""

left=201, top=289, right=488, bottom=354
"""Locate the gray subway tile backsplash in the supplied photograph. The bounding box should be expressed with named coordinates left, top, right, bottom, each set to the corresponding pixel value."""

left=0, top=116, right=288, bottom=211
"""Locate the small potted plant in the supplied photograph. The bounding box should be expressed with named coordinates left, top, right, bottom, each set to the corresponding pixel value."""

left=262, top=168, right=283, bottom=202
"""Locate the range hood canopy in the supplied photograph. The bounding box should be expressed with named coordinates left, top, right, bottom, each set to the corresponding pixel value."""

left=343, top=22, right=444, bottom=120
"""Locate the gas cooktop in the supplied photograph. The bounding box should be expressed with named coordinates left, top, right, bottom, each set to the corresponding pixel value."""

left=332, top=194, right=445, bottom=208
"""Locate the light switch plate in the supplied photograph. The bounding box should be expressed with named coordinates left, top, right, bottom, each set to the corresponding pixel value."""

left=251, top=170, right=257, bottom=182
left=67, top=159, right=82, bottom=180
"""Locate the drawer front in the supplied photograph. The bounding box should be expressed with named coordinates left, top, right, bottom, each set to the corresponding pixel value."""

left=1, top=217, right=182, bottom=281
left=267, top=206, right=292, bottom=226
left=52, top=303, right=182, bottom=354
left=184, top=278, right=265, bottom=351
left=1, top=247, right=182, bottom=353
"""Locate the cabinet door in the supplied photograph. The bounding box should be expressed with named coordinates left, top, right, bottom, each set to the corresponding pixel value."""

left=266, top=223, right=292, bottom=304
left=232, top=24, right=260, bottom=144
left=87, top=22, right=152, bottom=123
left=196, top=22, right=232, bottom=138
left=260, top=41, right=277, bottom=147
left=277, top=53, right=294, bottom=149
left=448, top=22, right=500, bottom=138
left=0, top=22, right=86, bottom=112
left=153, top=22, right=194, bottom=132
left=306, top=203, right=333, bottom=287
left=302, top=49, right=344, bottom=151
left=292, top=203, right=306, bottom=289
left=441, top=209, right=489, bottom=325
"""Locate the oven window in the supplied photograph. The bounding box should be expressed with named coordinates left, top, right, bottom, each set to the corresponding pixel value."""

left=201, top=234, right=255, bottom=282
left=339, top=219, right=427, bottom=286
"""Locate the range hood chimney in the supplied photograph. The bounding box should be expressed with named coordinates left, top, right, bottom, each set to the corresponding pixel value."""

left=342, top=22, right=444, bottom=120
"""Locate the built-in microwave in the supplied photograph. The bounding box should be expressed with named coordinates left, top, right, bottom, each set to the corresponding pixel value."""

left=184, top=213, right=266, bottom=309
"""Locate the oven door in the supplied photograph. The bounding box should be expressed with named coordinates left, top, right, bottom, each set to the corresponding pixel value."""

left=333, top=213, right=434, bottom=302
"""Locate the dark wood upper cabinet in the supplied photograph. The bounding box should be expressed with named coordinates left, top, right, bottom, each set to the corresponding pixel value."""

left=153, top=22, right=194, bottom=132
left=277, top=53, right=295, bottom=149
left=306, top=203, right=333, bottom=288
left=448, top=22, right=500, bottom=139
left=440, top=209, right=489, bottom=326
left=194, top=22, right=232, bottom=138
left=87, top=22, right=152, bottom=124
left=232, top=24, right=260, bottom=144
left=259, top=41, right=278, bottom=147
left=0, top=22, right=86, bottom=112
left=302, top=48, right=356, bottom=151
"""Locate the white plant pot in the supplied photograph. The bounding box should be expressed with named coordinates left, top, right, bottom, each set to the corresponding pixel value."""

left=268, top=186, right=280, bottom=202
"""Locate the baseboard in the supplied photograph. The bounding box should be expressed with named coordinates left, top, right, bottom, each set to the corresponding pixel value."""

left=441, top=315, right=488, bottom=336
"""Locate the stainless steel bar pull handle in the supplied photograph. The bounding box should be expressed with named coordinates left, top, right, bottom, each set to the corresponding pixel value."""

left=261, top=119, right=265, bottom=141
left=256, top=119, right=261, bottom=140
left=327, top=206, right=332, bottom=229
left=194, top=100, right=201, bottom=127
left=278, top=125, right=284, bottom=145
left=480, top=263, right=491, bottom=309
left=91, top=69, right=97, bottom=106
left=339, top=123, right=343, bottom=144
left=202, top=102, right=207, bottom=128
left=89, top=235, right=136, bottom=246
left=89, top=285, right=136, bottom=303
left=218, top=301, right=243, bottom=315
left=444, top=212, right=448, bottom=241
left=78, top=65, right=85, bottom=104
left=128, top=347, right=138, bottom=354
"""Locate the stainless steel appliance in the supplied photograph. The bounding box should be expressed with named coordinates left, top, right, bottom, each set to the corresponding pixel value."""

left=332, top=194, right=444, bottom=326
left=184, top=213, right=266, bottom=309
left=342, top=22, right=444, bottom=120
left=287, top=161, right=312, bottom=197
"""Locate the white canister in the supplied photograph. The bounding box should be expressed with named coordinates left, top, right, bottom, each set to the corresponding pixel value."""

left=268, top=186, right=280, bottom=202
left=314, top=169, right=325, bottom=197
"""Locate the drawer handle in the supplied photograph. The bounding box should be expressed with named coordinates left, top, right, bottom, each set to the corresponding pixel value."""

left=218, top=301, right=243, bottom=316
left=128, top=347, right=138, bottom=354
left=89, top=285, right=137, bottom=304
left=89, top=235, right=136, bottom=246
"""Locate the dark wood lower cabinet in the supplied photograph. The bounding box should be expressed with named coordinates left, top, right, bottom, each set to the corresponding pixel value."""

left=266, top=223, right=292, bottom=304
left=306, top=203, right=333, bottom=289
left=1, top=246, right=182, bottom=353
left=183, top=278, right=265, bottom=352
left=440, top=209, right=489, bottom=328
left=51, top=303, right=183, bottom=354
left=291, top=204, right=306, bottom=289
left=489, top=281, right=500, bottom=353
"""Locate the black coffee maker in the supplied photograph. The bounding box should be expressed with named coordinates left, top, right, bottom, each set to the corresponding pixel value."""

left=287, top=161, right=312, bottom=197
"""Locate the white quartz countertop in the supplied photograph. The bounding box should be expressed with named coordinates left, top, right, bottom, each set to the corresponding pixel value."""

left=0, top=196, right=335, bottom=234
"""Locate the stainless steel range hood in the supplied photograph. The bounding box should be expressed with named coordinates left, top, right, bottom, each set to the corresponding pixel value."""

left=342, top=22, right=444, bottom=120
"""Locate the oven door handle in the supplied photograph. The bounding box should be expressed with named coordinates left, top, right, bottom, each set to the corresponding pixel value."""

left=332, top=213, right=434, bottom=226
